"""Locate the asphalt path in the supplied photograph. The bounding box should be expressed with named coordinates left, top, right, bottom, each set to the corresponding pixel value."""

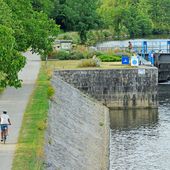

left=0, top=51, right=40, bottom=170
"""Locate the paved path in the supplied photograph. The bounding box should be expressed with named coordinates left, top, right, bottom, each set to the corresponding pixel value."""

left=0, top=51, right=40, bottom=170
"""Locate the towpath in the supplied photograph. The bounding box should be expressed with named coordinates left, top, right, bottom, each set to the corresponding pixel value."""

left=0, top=51, right=40, bottom=170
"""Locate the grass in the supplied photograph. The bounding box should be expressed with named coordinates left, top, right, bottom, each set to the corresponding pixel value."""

left=46, top=60, right=133, bottom=72
left=12, top=63, right=49, bottom=170
left=0, top=87, right=4, bottom=94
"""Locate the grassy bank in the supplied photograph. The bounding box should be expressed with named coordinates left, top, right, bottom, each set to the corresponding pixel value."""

left=12, top=63, right=49, bottom=170
left=46, top=60, right=132, bottom=71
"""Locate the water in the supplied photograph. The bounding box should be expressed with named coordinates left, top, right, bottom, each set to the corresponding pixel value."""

left=110, top=82, right=170, bottom=170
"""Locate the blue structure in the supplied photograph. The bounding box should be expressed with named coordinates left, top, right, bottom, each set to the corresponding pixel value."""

left=133, top=40, right=170, bottom=54
left=148, top=51, right=154, bottom=65
left=167, top=41, right=170, bottom=53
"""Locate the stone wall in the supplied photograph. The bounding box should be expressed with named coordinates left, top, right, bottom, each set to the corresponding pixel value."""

left=45, top=76, right=110, bottom=170
left=54, top=67, right=158, bottom=109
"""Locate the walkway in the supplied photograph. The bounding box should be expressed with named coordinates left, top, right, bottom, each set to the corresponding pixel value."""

left=0, top=51, right=40, bottom=170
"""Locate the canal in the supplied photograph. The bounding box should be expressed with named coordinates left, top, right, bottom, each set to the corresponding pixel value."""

left=110, top=82, right=170, bottom=170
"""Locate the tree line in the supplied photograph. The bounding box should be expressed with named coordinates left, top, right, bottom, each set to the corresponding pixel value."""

left=45, top=0, right=170, bottom=41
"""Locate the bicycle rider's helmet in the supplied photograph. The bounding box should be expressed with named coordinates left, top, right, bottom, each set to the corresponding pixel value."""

left=3, top=110, right=7, bottom=114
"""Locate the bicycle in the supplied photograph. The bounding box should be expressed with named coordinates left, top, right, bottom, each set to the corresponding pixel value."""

left=1, top=124, right=10, bottom=144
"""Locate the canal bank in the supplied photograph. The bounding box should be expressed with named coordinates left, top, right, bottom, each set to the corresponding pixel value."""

left=45, top=66, right=158, bottom=169
left=45, top=75, right=110, bottom=170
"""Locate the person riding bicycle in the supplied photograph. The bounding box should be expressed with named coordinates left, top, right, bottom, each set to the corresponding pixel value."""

left=0, top=110, right=11, bottom=142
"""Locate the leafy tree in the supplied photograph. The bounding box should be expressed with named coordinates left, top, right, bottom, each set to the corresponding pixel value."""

left=0, top=25, right=26, bottom=87
left=149, top=0, right=170, bottom=33
left=52, top=0, right=101, bottom=43
left=0, top=0, right=60, bottom=88
left=31, top=0, right=54, bottom=16
left=98, top=0, right=153, bottom=37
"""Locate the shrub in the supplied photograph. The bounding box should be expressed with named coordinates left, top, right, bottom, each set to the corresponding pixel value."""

left=48, top=50, right=70, bottom=60
left=86, top=51, right=104, bottom=59
left=57, top=32, right=81, bottom=44
left=69, top=51, right=85, bottom=60
left=98, top=54, right=121, bottom=62
left=47, top=84, right=55, bottom=99
left=37, top=119, right=47, bottom=130
left=78, top=59, right=99, bottom=67
left=41, top=55, right=47, bottom=61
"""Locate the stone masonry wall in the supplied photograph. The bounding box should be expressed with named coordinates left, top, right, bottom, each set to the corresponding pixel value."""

left=54, top=67, right=158, bottom=109
left=45, top=76, right=110, bottom=170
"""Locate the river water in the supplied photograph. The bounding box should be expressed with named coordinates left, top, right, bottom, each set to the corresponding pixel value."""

left=110, top=82, right=170, bottom=170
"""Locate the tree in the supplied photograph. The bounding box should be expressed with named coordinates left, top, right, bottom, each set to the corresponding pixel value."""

left=52, top=0, right=101, bottom=43
left=98, top=0, right=153, bottom=37
left=31, top=0, right=54, bottom=16
left=0, top=25, right=26, bottom=87
left=0, top=0, right=60, bottom=88
left=149, top=0, right=170, bottom=33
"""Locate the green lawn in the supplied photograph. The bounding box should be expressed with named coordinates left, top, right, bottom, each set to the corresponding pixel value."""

left=46, top=60, right=133, bottom=72
left=12, top=63, right=49, bottom=170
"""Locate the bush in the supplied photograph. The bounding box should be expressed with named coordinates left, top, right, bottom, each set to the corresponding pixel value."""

left=40, top=55, right=47, bottom=61
left=47, top=84, right=55, bottom=99
left=98, top=54, right=121, bottom=62
left=57, top=32, right=81, bottom=44
left=37, top=120, right=47, bottom=130
left=69, top=51, right=85, bottom=60
left=78, top=59, right=99, bottom=67
left=86, top=51, right=104, bottom=59
left=48, top=50, right=70, bottom=60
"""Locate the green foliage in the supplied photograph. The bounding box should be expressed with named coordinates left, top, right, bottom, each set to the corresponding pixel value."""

left=98, top=54, right=121, bottom=62
left=47, top=84, right=55, bottom=99
left=31, top=0, right=54, bottom=16
left=48, top=50, right=70, bottom=60
left=0, top=25, right=26, bottom=87
left=48, top=50, right=85, bottom=60
left=57, top=32, right=81, bottom=44
left=69, top=51, right=85, bottom=60
left=78, top=59, right=99, bottom=67
left=86, top=29, right=115, bottom=45
left=37, top=119, right=47, bottom=131
left=0, top=0, right=60, bottom=88
left=98, top=0, right=169, bottom=37
left=51, top=0, right=101, bottom=43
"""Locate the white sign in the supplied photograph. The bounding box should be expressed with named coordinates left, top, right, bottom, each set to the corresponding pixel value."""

left=131, top=56, right=139, bottom=66
left=138, top=69, right=145, bottom=75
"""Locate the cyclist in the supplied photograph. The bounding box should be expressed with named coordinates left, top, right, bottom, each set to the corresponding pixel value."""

left=128, top=41, right=133, bottom=52
left=0, top=110, right=11, bottom=142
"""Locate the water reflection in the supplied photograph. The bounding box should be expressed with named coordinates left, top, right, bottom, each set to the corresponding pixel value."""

left=110, top=82, right=170, bottom=170
left=110, top=109, right=158, bottom=130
